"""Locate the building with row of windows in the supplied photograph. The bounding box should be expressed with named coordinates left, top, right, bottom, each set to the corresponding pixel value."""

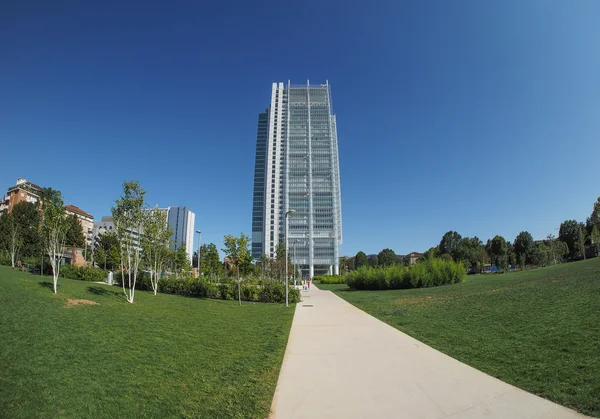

left=92, top=206, right=195, bottom=263
left=0, top=178, right=44, bottom=215
left=252, top=81, right=342, bottom=278
left=0, top=178, right=94, bottom=246
left=1, top=178, right=196, bottom=263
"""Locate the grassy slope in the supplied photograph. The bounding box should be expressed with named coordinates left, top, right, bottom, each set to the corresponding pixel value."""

left=0, top=266, right=294, bottom=418
left=328, top=259, right=600, bottom=417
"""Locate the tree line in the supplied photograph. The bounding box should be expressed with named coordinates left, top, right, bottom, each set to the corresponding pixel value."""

left=0, top=180, right=301, bottom=305
left=342, top=196, right=600, bottom=273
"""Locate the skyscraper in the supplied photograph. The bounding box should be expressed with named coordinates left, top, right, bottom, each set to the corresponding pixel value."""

left=252, top=81, right=342, bottom=278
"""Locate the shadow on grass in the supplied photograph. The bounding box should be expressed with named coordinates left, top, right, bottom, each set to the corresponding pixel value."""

left=39, top=281, right=54, bottom=291
left=87, top=286, right=122, bottom=298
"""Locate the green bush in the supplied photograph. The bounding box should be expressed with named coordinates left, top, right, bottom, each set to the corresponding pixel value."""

left=132, top=275, right=301, bottom=304
left=313, top=275, right=346, bottom=284
left=60, top=264, right=106, bottom=282
left=0, top=252, right=11, bottom=266
left=347, top=258, right=466, bottom=290
left=258, top=281, right=300, bottom=303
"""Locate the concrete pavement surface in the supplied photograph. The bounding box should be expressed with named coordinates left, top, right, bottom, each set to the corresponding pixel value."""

left=270, top=285, right=591, bottom=419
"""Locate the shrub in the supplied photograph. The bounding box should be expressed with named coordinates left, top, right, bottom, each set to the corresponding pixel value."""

left=0, top=252, right=11, bottom=266
left=346, top=258, right=466, bottom=290
left=60, top=264, right=106, bottom=282
left=135, top=275, right=300, bottom=304
left=258, top=281, right=300, bottom=303
left=313, top=275, right=346, bottom=284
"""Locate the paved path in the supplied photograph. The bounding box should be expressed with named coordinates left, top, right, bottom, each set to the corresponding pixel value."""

left=271, top=285, right=590, bottom=419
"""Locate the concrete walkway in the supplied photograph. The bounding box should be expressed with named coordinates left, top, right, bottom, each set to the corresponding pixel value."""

left=271, top=285, right=590, bottom=419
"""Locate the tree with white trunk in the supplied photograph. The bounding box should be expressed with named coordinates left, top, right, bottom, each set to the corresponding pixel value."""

left=40, top=188, right=69, bottom=293
left=112, top=181, right=146, bottom=304
left=141, top=206, right=172, bottom=295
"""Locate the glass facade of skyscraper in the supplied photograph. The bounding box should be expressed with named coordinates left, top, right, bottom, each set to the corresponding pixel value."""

left=251, top=81, right=342, bottom=277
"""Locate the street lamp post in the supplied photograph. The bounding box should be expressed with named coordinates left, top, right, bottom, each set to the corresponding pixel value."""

left=285, top=209, right=296, bottom=307
left=196, top=230, right=201, bottom=278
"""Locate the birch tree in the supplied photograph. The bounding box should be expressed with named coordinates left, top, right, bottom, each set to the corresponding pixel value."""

left=112, top=181, right=146, bottom=304
left=40, top=188, right=69, bottom=293
left=141, top=206, right=172, bottom=295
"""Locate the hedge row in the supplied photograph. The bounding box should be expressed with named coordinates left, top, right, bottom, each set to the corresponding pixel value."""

left=347, top=258, right=465, bottom=290
left=115, top=273, right=301, bottom=304
left=313, top=275, right=346, bottom=284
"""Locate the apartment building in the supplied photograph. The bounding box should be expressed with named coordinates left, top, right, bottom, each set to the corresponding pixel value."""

left=65, top=205, right=94, bottom=246
left=0, top=178, right=43, bottom=215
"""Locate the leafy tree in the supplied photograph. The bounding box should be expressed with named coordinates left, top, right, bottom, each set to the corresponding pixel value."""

left=275, top=242, right=286, bottom=261
left=340, top=256, right=355, bottom=274
left=559, top=220, right=585, bottom=258
left=222, top=233, right=252, bottom=305
left=368, top=255, right=378, bottom=267
left=592, top=197, right=600, bottom=231
left=584, top=217, right=595, bottom=245
left=272, top=242, right=289, bottom=280
left=545, top=234, right=568, bottom=264
left=508, top=251, right=517, bottom=267
left=377, top=248, right=397, bottom=267
left=94, top=232, right=120, bottom=270
left=589, top=197, right=600, bottom=256
left=112, top=181, right=146, bottom=303
left=439, top=231, right=462, bottom=257
left=11, top=202, right=41, bottom=258
left=530, top=243, right=548, bottom=267
left=199, top=243, right=222, bottom=278
left=513, top=231, right=534, bottom=265
left=439, top=253, right=453, bottom=261
left=489, top=235, right=508, bottom=269
left=257, top=252, right=270, bottom=279
left=355, top=251, right=367, bottom=268
left=506, top=241, right=513, bottom=264
left=0, top=212, right=22, bottom=268
left=174, top=243, right=192, bottom=273
left=142, top=207, right=172, bottom=295
left=454, top=237, right=480, bottom=268
left=420, top=247, right=438, bottom=262
left=40, top=188, right=69, bottom=294
left=518, top=254, right=526, bottom=270
left=469, top=236, right=483, bottom=248
left=94, top=247, right=107, bottom=270
left=576, top=222, right=586, bottom=259
left=477, top=248, right=489, bottom=269
left=65, top=214, right=85, bottom=248
left=591, top=226, right=600, bottom=256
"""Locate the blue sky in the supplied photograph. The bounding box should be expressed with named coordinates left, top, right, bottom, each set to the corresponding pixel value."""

left=1, top=0, right=598, bottom=257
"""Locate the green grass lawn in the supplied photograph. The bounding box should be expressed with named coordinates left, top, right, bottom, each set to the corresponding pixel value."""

left=0, top=266, right=294, bottom=418
left=325, top=259, right=600, bottom=417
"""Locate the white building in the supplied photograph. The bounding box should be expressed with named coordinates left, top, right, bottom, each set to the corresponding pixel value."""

left=93, top=207, right=195, bottom=264
left=166, top=206, right=195, bottom=263
left=93, top=215, right=142, bottom=250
